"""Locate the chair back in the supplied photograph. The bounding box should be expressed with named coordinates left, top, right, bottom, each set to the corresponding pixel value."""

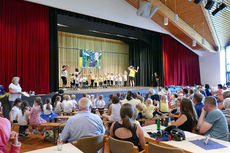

left=147, top=142, right=184, bottom=153
left=109, top=136, right=138, bottom=153
left=76, top=134, right=104, bottom=153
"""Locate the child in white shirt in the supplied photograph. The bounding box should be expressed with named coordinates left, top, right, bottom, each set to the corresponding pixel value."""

left=54, top=96, right=62, bottom=113
left=43, top=98, right=53, bottom=115
left=41, top=98, right=58, bottom=121
left=9, top=98, right=22, bottom=123
left=118, top=74, right=123, bottom=87
left=71, top=94, right=77, bottom=110
left=16, top=101, right=29, bottom=137
left=62, top=95, right=74, bottom=114
left=97, top=95, right=105, bottom=115
left=90, top=94, right=97, bottom=113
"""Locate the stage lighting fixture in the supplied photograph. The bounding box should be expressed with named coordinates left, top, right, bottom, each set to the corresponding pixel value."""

left=136, top=0, right=158, bottom=18
left=194, top=0, right=203, bottom=5
left=212, top=3, right=227, bottom=16
left=164, top=17, right=168, bottom=25
left=192, top=40, right=196, bottom=47
left=205, top=0, right=215, bottom=10
left=173, top=14, right=178, bottom=23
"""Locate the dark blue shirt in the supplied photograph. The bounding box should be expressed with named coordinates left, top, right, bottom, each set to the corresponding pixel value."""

left=200, top=89, right=207, bottom=97
left=195, top=102, right=204, bottom=118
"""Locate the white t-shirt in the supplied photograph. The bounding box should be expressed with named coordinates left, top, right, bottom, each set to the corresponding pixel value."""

left=108, top=103, right=121, bottom=121
left=119, top=76, right=122, bottom=82
left=83, top=77, right=87, bottom=82
left=10, top=106, right=20, bottom=121
left=123, top=75, right=127, bottom=81
left=110, top=75, right=114, bottom=81
left=54, top=101, right=62, bottom=113
left=79, top=77, right=83, bottom=83
left=9, top=83, right=22, bottom=101
left=97, top=100, right=105, bottom=108
left=114, top=76, right=118, bottom=81
left=71, top=100, right=77, bottom=109
left=91, top=99, right=97, bottom=108
left=43, top=104, right=53, bottom=115
left=17, top=110, right=28, bottom=126
left=62, top=100, right=73, bottom=113
left=122, top=99, right=139, bottom=108
left=61, top=70, right=67, bottom=77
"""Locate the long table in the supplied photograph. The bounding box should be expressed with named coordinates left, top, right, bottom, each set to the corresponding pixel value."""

left=25, top=143, right=82, bottom=153
left=143, top=124, right=230, bottom=153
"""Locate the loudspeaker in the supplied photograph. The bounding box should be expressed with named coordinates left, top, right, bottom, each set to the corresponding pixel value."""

left=205, top=0, right=215, bottom=10
left=136, top=1, right=152, bottom=17
left=212, top=3, right=227, bottom=16
left=194, top=0, right=203, bottom=5
left=136, top=0, right=158, bottom=18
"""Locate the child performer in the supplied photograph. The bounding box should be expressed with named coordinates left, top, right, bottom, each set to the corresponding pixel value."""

left=94, top=75, right=98, bottom=88
left=61, top=65, right=69, bottom=90
left=123, top=70, right=128, bottom=87
left=99, top=75, right=103, bottom=88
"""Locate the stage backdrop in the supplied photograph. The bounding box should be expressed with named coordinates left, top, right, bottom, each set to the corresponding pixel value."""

left=163, top=35, right=201, bottom=86
left=0, top=0, right=49, bottom=94
left=58, top=31, right=129, bottom=87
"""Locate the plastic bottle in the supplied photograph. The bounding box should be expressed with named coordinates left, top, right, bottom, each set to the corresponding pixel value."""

left=57, top=134, right=63, bottom=151
left=168, top=117, right=171, bottom=126
left=157, top=115, right=161, bottom=131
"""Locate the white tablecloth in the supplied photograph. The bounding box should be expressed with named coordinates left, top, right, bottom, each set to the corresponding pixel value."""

left=25, top=143, right=83, bottom=153
left=143, top=124, right=230, bottom=153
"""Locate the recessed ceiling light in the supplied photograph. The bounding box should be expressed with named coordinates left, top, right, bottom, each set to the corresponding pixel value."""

left=57, top=23, right=69, bottom=27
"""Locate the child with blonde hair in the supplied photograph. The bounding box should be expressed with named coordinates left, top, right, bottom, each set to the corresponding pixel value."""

left=97, top=95, right=105, bottom=115
left=71, top=94, right=77, bottom=110
left=62, top=95, right=74, bottom=114
left=54, top=96, right=62, bottom=113
left=159, top=94, right=169, bottom=113
left=143, top=98, right=155, bottom=119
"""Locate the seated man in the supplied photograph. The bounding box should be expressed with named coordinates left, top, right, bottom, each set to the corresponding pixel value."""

left=192, top=93, right=204, bottom=118
left=197, top=96, right=229, bottom=141
left=222, top=98, right=230, bottom=124
left=61, top=97, right=105, bottom=143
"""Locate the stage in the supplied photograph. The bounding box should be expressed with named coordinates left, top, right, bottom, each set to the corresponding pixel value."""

left=64, top=86, right=151, bottom=94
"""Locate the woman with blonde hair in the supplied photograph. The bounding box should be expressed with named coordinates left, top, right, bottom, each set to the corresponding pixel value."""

left=159, top=94, right=169, bottom=113
left=8, top=77, right=22, bottom=108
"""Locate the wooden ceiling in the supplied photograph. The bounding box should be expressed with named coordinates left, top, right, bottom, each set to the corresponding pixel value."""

left=126, top=0, right=219, bottom=51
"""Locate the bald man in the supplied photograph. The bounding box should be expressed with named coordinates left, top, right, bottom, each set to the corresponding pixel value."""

left=61, top=98, right=105, bottom=143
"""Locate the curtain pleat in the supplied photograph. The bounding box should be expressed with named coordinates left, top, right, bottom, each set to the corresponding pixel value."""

left=162, top=35, right=201, bottom=86
left=0, top=0, right=49, bottom=94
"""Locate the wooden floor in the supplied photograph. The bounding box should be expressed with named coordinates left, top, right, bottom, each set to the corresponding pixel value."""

left=7, top=120, right=154, bottom=153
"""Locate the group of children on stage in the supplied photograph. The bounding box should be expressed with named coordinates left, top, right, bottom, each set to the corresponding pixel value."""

left=61, top=65, right=140, bottom=90
left=70, top=71, right=129, bottom=90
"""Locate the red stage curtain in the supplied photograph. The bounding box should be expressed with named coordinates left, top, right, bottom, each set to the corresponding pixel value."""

left=0, top=0, right=49, bottom=94
left=162, top=35, right=201, bottom=86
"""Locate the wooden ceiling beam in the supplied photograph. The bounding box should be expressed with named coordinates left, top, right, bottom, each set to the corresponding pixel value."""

left=147, top=0, right=216, bottom=52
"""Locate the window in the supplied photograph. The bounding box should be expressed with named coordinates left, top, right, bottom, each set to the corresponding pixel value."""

left=226, top=46, right=230, bottom=83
